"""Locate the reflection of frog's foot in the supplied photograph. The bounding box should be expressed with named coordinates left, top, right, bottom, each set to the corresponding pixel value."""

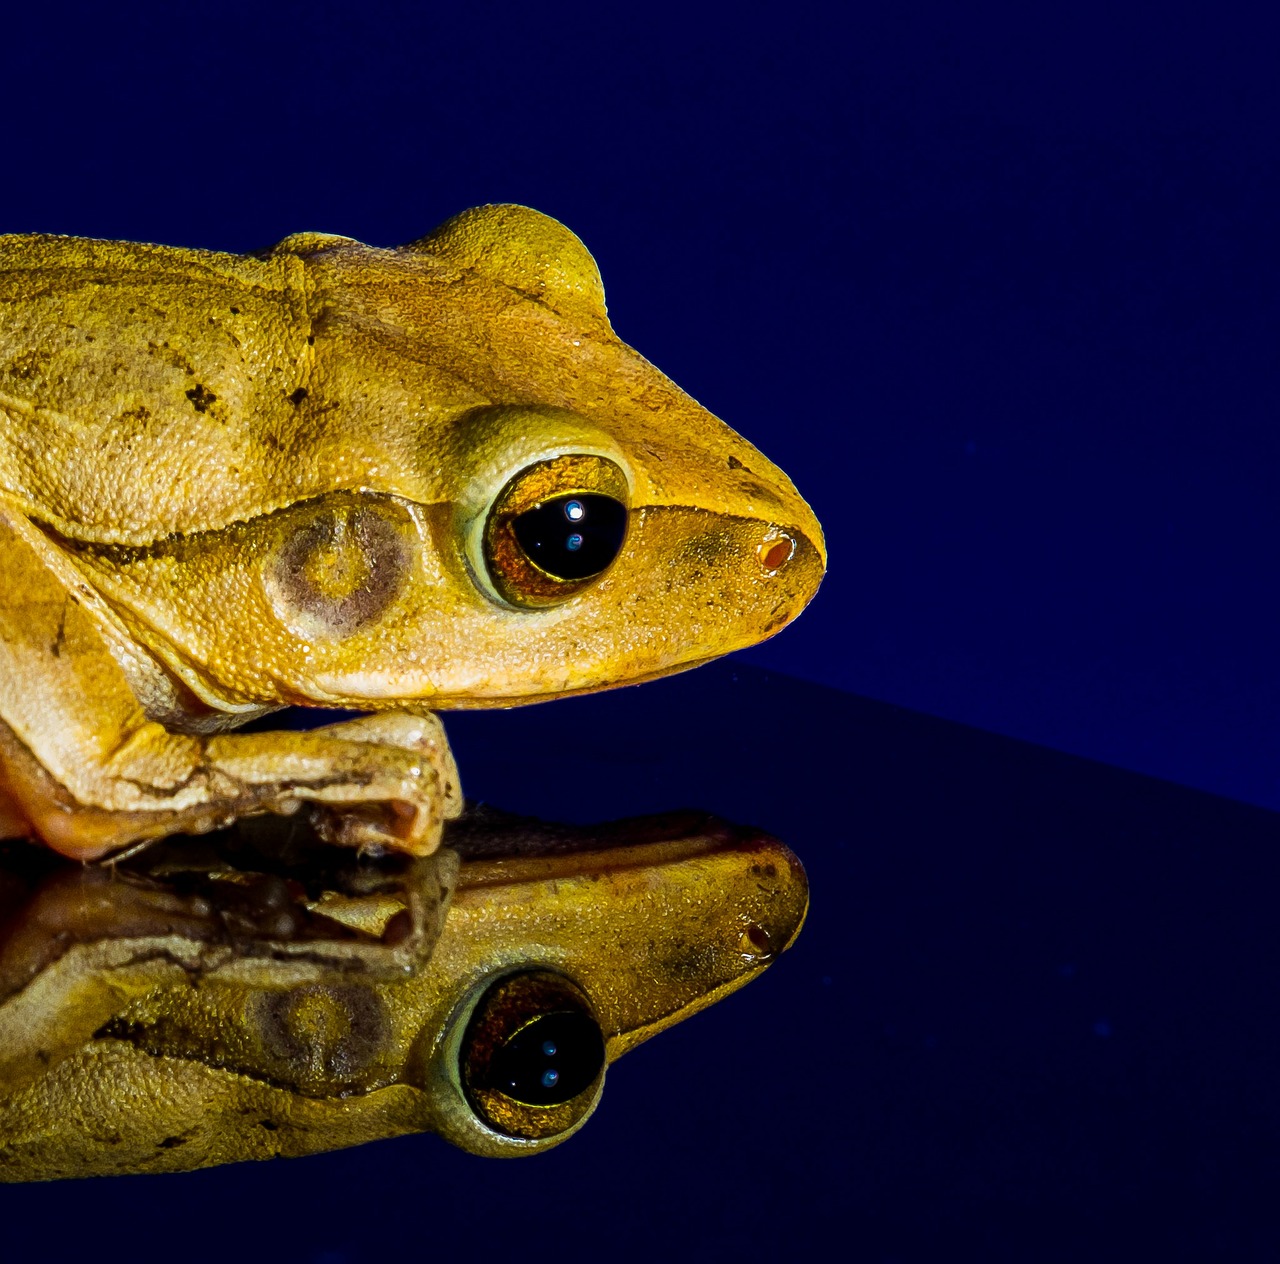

left=309, top=798, right=431, bottom=854
left=0, top=820, right=458, bottom=1109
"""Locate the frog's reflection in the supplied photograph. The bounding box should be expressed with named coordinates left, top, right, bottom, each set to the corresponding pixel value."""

left=0, top=808, right=806, bottom=1179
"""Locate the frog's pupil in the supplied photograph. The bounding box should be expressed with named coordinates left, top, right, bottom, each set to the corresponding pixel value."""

left=488, top=1010, right=604, bottom=1106
left=511, top=494, right=626, bottom=581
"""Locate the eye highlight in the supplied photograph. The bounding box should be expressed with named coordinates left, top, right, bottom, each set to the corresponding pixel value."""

left=511, top=494, right=626, bottom=581
left=483, top=455, right=628, bottom=606
left=460, top=971, right=606, bottom=1140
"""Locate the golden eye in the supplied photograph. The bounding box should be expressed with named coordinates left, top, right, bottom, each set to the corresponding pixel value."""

left=459, top=971, right=606, bottom=1141
left=483, top=455, right=628, bottom=607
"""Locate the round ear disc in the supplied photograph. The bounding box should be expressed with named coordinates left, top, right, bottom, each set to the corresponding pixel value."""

left=407, top=204, right=608, bottom=326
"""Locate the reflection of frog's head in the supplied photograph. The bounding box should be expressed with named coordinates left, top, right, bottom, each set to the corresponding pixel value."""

left=284, top=204, right=826, bottom=707
left=0, top=812, right=807, bottom=1175
left=419, top=812, right=808, bottom=1156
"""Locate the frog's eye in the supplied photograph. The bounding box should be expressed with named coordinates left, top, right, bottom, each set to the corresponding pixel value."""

left=458, top=971, right=606, bottom=1141
left=510, top=494, right=627, bottom=581
left=483, top=455, right=628, bottom=607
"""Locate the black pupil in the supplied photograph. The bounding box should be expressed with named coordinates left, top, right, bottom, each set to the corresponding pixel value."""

left=488, top=1010, right=605, bottom=1106
left=511, top=494, right=626, bottom=581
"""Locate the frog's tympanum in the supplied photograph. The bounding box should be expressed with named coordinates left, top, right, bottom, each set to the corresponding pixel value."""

left=0, top=206, right=825, bottom=860
left=0, top=808, right=807, bottom=1179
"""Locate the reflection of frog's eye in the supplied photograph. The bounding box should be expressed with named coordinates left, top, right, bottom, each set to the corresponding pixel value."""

left=459, top=971, right=606, bottom=1140
left=484, top=455, right=629, bottom=607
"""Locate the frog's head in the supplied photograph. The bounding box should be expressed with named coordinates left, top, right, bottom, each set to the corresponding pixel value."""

left=63, top=207, right=824, bottom=713
left=272, top=205, right=827, bottom=708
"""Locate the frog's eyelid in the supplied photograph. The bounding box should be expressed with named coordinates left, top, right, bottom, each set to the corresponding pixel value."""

left=404, top=204, right=609, bottom=328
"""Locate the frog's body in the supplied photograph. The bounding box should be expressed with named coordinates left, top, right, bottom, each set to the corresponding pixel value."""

left=0, top=206, right=824, bottom=860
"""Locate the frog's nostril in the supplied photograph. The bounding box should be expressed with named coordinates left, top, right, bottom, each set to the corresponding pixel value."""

left=757, top=532, right=795, bottom=573
left=738, top=922, right=774, bottom=960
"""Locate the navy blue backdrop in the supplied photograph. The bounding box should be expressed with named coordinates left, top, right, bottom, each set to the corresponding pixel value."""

left=3, top=3, right=1279, bottom=1258
left=7, top=0, right=1277, bottom=807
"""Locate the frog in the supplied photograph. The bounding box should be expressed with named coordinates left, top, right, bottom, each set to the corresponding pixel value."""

left=0, top=204, right=825, bottom=862
left=0, top=806, right=808, bottom=1177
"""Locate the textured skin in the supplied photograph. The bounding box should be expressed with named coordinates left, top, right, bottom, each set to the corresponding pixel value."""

left=0, top=813, right=808, bottom=1176
left=0, top=206, right=825, bottom=858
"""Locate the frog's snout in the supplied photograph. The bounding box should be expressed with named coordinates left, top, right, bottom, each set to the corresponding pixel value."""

left=746, top=497, right=827, bottom=638
left=748, top=474, right=827, bottom=611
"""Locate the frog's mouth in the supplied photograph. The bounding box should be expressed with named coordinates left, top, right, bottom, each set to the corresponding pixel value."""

left=429, top=651, right=721, bottom=710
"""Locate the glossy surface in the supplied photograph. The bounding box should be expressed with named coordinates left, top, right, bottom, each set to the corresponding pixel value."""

left=0, top=205, right=824, bottom=860
left=0, top=665, right=1271, bottom=1251
left=0, top=804, right=806, bottom=1178
left=441, top=664, right=1280, bottom=1259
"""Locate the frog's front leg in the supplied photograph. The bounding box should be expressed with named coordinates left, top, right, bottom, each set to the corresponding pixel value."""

left=208, top=711, right=463, bottom=851
left=0, top=502, right=461, bottom=860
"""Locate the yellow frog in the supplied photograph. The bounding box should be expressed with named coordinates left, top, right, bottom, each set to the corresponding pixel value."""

left=0, top=205, right=825, bottom=861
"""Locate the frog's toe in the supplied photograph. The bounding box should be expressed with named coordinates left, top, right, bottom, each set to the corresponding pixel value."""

left=309, top=796, right=443, bottom=856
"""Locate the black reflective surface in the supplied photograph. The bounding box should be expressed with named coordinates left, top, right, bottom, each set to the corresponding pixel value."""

left=3, top=662, right=1275, bottom=1259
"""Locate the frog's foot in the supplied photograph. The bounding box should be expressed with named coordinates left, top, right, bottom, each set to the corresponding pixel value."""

left=0, top=711, right=463, bottom=862
left=158, top=711, right=462, bottom=859
left=266, top=712, right=463, bottom=854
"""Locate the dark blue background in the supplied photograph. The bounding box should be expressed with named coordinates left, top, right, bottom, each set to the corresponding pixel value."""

left=4, top=3, right=1280, bottom=1258
left=7, top=0, right=1276, bottom=807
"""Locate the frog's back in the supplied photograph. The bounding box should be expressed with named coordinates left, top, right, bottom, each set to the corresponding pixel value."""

left=0, top=234, right=322, bottom=544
